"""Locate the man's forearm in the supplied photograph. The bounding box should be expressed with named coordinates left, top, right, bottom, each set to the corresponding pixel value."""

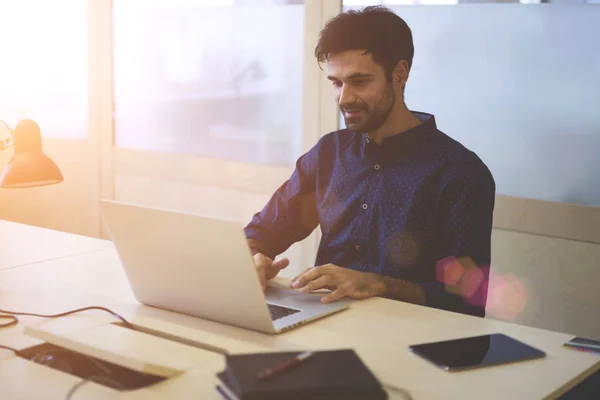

left=370, top=273, right=427, bottom=305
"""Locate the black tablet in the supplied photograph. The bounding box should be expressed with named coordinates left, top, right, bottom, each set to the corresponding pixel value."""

left=408, top=333, right=546, bottom=371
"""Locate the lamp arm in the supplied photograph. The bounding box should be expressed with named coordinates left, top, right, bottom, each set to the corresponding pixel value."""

left=0, top=120, right=13, bottom=151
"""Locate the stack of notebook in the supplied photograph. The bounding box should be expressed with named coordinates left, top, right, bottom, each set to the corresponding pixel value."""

left=215, top=349, right=388, bottom=400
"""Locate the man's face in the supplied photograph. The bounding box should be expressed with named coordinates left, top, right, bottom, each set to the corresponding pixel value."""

left=326, top=50, right=397, bottom=134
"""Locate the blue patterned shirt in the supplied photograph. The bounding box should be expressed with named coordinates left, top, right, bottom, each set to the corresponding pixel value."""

left=244, top=112, right=495, bottom=317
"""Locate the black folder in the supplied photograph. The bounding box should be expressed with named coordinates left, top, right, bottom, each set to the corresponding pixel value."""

left=215, top=349, right=388, bottom=400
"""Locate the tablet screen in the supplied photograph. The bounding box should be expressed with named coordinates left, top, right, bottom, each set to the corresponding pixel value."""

left=409, top=333, right=546, bottom=371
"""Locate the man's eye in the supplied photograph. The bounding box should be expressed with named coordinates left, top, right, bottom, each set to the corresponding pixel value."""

left=353, top=79, right=368, bottom=85
left=332, top=81, right=342, bottom=87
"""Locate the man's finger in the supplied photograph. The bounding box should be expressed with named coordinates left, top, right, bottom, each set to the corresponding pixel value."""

left=257, top=268, right=267, bottom=292
left=253, top=253, right=272, bottom=269
left=321, top=289, right=347, bottom=304
left=291, top=266, right=328, bottom=289
left=253, top=253, right=271, bottom=291
left=265, top=257, right=289, bottom=280
left=271, top=257, right=290, bottom=270
left=300, top=275, right=333, bottom=293
left=289, top=268, right=312, bottom=288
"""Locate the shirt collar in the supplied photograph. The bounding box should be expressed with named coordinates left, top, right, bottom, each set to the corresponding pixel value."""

left=361, top=111, right=437, bottom=157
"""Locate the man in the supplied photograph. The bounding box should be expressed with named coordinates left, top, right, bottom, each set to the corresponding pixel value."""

left=243, top=6, right=495, bottom=317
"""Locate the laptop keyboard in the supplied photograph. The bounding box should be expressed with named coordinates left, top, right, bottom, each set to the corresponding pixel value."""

left=267, top=303, right=301, bottom=321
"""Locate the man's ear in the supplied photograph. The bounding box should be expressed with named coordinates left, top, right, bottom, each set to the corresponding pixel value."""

left=393, top=60, right=410, bottom=88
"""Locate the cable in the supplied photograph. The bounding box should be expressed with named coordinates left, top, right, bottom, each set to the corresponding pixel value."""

left=0, top=306, right=135, bottom=330
left=0, top=344, right=24, bottom=357
left=0, top=306, right=135, bottom=399
left=31, top=347, right=111, bottom=375
left=0, top=314, right=18, bottom=328
left=65, top=376, right=125, bottom=400
left=32, top=349, right=123, bottom=399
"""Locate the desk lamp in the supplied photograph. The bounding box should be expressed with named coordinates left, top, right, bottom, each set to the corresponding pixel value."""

left=0, top=119, right=63, bottom=188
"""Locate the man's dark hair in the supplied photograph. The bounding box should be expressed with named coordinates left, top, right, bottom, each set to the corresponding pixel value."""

left=314, top=6, right=414, bottom=83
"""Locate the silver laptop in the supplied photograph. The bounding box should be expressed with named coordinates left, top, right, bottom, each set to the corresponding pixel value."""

left=99, top=200, right=350, bottom=334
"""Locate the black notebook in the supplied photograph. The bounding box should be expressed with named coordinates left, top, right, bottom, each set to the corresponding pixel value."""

left=215, top=349, right=388, bottom=400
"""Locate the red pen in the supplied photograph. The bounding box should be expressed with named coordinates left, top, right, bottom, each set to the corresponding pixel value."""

left=257, top=351, right=315, bottom=380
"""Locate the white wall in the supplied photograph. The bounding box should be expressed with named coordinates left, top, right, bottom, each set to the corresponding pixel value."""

left=489, top=229, right=600, bottom=340
left=390, top=4, right=600, bottom=207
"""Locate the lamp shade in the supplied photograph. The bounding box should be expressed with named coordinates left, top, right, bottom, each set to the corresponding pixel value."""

left=0, top=119, right=64, bottom=188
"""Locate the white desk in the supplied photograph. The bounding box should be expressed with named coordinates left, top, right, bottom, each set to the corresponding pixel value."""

left=0, top=220, right=113, bottom=271
left=0, top=224, right=599, bottom=399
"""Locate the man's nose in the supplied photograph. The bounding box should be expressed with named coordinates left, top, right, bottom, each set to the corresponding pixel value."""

left=338, top=84, right=357, bottom=107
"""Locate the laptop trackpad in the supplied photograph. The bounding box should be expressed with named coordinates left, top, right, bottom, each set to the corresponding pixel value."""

left=265, top=285, right=334, bottom=308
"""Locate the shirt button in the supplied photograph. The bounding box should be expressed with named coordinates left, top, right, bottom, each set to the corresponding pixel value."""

left=374, top=164, right=381, bottom=170
left=355, top=245, right=362, bottom=251
left=362, top=203, right=368, bottom=210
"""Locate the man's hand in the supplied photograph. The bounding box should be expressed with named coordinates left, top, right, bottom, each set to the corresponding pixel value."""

left=289, top=264, right=386, bottom=303
left=253, top=253, right=290, bottom=292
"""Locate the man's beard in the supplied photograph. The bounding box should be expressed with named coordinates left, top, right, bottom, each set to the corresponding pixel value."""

left=341, top=85, right=396, bottom=134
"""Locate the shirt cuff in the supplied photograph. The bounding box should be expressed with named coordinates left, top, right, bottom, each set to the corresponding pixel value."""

left=419, top=281, right=485, bottom=318
left=243, top=227, right=275, bottom=259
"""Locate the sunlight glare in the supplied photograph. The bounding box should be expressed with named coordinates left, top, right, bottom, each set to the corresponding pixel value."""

left=0, top=0, right=87, bottom=136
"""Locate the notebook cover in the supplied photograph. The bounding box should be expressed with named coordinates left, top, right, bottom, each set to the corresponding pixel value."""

left=217, top=375, right=387, bottom=400
left=216, top=381, right=240, bottom=400
left=219, top=349, right=387, bottom=400
left=218, top=371, right=241, bottom=398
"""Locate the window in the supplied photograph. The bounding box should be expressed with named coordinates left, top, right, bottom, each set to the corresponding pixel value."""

left=0, top=0, right=88, bottom=139
left=340, top=2, right=600, bottom=206
left=113, top=0, right=305, bottom=167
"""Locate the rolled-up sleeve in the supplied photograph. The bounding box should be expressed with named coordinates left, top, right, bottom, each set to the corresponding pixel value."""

left=421, top=160, right=496, bottom=317
left=243, top=142, right=321, bottom=259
